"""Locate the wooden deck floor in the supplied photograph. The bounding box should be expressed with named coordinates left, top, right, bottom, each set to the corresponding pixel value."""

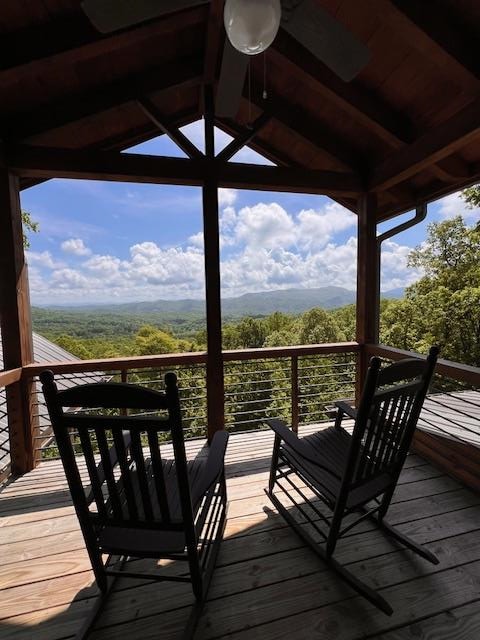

left=2, top=426, right=480, bottom=640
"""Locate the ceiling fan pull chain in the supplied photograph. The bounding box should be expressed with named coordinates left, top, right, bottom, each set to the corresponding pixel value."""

left=248, top=58, right=253, bottom=128
left=263, top=52, right=268, bottom=101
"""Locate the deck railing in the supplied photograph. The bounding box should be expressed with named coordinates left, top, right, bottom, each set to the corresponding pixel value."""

left=21, top=342, right=359, bottom=462
left=2, top=343, right=480, bottom=492
left=0, top=367, right=22, bottom=483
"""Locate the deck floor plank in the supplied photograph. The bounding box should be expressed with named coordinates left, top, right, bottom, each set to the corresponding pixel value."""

left=1, top=427, right=480, bottom=640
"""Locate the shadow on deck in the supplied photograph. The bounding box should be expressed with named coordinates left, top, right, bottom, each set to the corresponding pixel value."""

left=1, top=426, right=480, bottom=640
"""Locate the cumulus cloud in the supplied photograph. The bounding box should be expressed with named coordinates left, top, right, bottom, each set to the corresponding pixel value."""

left=27, top=196, right=423, bottom=305
left=27, top=250, right=64, bottom=270
left=235, top=202, right=296, bottom=249
left=61, top=238, right=92, bottom=256
left=218, top=188, right=238, bottom=207
left=437, top=192, right=479, bottom=222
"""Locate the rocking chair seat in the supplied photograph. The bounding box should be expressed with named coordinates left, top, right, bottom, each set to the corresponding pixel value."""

left=281, top=427, right=393, bottom=510
left=98, top=457, right=209, bottom=556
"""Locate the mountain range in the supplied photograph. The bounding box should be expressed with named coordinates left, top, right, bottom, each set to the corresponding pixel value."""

left=44, top=286, right=404, bottom=318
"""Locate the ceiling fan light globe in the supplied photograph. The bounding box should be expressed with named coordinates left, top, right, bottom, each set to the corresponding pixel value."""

left=224, top=0, right=281, bottom=56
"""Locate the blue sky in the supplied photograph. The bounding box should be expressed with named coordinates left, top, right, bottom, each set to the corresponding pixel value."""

left=21, top=121, right=479, bottom=306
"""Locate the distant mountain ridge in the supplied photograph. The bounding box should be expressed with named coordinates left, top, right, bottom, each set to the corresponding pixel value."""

left=43, top=286, right=404, bottom=317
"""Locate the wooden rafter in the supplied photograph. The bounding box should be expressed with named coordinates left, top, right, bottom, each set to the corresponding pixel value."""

left=369, top=99, right=480, bottom=192
left=0, top=7, right=207, bottom=86
left=5, top=143, right=362, bottom=197
left=137, top=97, right=204, bottom=159
left=2, top=59, right=203, bottom=141
left=216, top=113, right=271, bottom=162
left=247, top=88, right=361, bottom=172
left=203, top=0, right=224, bottom=86
left=271, top=30, right=413, bottom=148
left=373, top=0, right=480, bottom=96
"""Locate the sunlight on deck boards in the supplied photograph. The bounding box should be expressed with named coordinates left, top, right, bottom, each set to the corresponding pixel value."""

left=1, top=425, right=480, bottom=640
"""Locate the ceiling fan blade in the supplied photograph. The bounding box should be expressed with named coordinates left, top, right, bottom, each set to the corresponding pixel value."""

left=81, top=0, right=210, bottom=34
left=215, top=40, right=249, bottom=118
left=281, top=0, right=370, bottom=82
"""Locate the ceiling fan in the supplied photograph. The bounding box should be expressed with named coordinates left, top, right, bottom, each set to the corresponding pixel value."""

left=81, top=0, right=370, bottom=118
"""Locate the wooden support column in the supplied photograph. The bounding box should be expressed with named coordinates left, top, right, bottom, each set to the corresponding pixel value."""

left=0, top=170, right=37, bottom=474
left=202, top=86, right=225, bottom=438
left=355, top=193, right=379, bottom=404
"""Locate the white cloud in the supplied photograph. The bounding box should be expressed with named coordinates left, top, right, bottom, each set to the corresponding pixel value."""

left=437, top=192, right=480, bottom=222
left=27, top=250, right=64, bottom=270
left=296, top=202, right=356, bottom=250
left=61, top=238, right=92, bottom=256
left=218, top=188, right=238, bottom=207
left=27, top=194, right=424, bottom=305
left=235, top=202, right=296, bottom=249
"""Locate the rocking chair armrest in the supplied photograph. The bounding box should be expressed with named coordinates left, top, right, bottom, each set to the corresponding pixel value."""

left=334, top=400, right=357, bottom=420
left=265, top=419, right=341, bottom=479
left=191, top=431, right=229, bottom=509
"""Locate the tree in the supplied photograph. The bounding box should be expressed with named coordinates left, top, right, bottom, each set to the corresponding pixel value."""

left=22, top=210, right=39, bottom=249
left=298, top=307, right=345, bottom=345
left=461, top=184, right=480, bottom=209
left=380, top=216, right=480, bottom=366
left=133, top=325, right=178, bottom=355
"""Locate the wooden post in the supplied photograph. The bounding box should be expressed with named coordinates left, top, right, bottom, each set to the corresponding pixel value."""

left=355, top=193, right=379, bottom=404
left=0, top=170, right=37, bottom=474
left=202, top=86, right=225, bottom=438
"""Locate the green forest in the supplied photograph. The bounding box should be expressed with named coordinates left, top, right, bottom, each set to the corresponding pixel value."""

left=33, top=216, right=480, bottom=368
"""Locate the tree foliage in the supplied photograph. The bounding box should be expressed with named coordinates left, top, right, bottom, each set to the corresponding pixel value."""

left=380, top=217, right=480, bottom=366
left=22, top=210, right=39, bottom=249
left=461, top=184, right=480, bottom=209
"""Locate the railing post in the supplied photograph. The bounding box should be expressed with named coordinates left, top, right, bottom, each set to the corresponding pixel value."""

left=291, top=355, right=299, bottom=433
left=0, top=170, right=37, bottom=474
left=203, top=85, right=225, bottom=439
left=356, top=193, right=379, bottom=405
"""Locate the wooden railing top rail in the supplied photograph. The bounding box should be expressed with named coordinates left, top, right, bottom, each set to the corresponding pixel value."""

left=22, top=342, right=361, bottom=378
left=0, top=368, right=22, bottom=388
left=366, top=344, right=480, bottom=387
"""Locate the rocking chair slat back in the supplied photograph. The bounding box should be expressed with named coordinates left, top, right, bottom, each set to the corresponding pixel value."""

left=347, top=347, right=439, bottom=489
left=40, top=370, right=193, bottom=530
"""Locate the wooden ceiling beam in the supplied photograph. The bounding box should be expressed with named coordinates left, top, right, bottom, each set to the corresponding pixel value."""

left=2, top=59, right=203, bottom=141
left=369, top=99, right=480, bottom=192
left=5, top=143, right=362, bottom=197
left=373, top=0, right=479, bottom=96
left=271, top=30, right=413, bottom=148
left=0, top=6, right=206, bottom=86
left=136, top=97, right=204, bottom=159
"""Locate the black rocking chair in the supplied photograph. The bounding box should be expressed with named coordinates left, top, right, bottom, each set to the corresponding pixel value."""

left=40, top=370, right=228, bottom=639
left=265, top=346, right=439, bottom=615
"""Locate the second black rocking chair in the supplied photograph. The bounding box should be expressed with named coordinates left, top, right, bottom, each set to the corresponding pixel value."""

left=265, top=346, right=439, bottom=615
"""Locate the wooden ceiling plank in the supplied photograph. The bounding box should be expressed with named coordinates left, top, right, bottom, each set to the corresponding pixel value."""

left=271, top=30, right=413, bottom=148
left=216, top=113, right=272, bottom=162
left=136, top=97, right=204, bottom=159
left=369, top=99, right=480, bottom=192
left=374, top=0, right=479, bottom=96
left=2, top=59, right=203, bottom=141
left=5, top=143, right=361, bottom=197
left=0, top=7, right=206, bottom=86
